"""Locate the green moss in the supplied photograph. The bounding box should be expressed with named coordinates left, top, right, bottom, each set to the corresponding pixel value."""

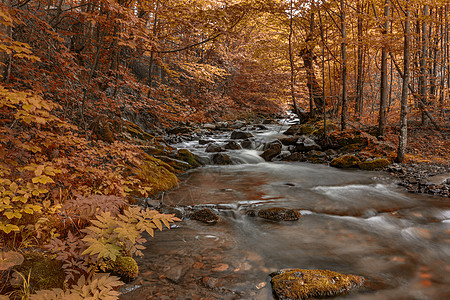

left=134, top=155, right=179, bottom=196
left=105, top=256, right=138, bottom=282
left=13, top=253, right=65, bottom=291
left=175, top=149, right=203, bottom=168
left=257, top=207, right=300, bottom=221
left=330, top=155, right=361, bottom=168
left=358, top=158, right=391, bottom=170
left=270, top=269, right=365, bottom=299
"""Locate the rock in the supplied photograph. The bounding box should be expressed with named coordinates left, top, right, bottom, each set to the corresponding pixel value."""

left=295, top=136, right=321, bottom=152
left=211, top=153, right=233, bottom=165
left=257, top=207, right=300, bottom=221
left=199, top=139, right=213, bottom=145
left=176, top=149, right=204, bottom=167
left=224, top=141, right=242, bottom=150
left=281, top=152, right=304, bottom=162
left=358, top=158, right=391, bottom=170
left=330, top=155, right=361, bottom=168
left=280, top=136, right=299, bottom=146
left=260, top=142, right=282, bottom=161
left=167, top=126, right=192, bottom=135
left=202, top=123, right=216, bottom=130
left=263, top=119, right=277, bottom=124
left=205, top=143, right=225, bottom=153
left=305, top=150, right=327, bottom=164
left=241, top=139, right=255, bottom=149
left=191, top=208, right=220, bottom=224
left=12, top=253, right=65, bottom=291
left=164, top=265, right=184, bottom=283
left=270, top=269, right=365, bottom=299
left=231, top=130, right=254, bottom=139
left=105, top=256, right=139, bottom=282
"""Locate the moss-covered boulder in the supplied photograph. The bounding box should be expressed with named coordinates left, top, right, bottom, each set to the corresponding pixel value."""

left=257, top=207, right=300, bottom=221
left=191, top=208, right=220, bottom=224
left=105, top=256, right=139, bottom=282
left=330, top=155, right=361, bottom=168
left=270, top=269, right=365, bottom=299
left=175, top=149, right=204, bottom=168
left=12, top=253, right=65, bottom=292
left=131, top=155, right=179, bottom=196
left=358, top=158, right=391, bottom=170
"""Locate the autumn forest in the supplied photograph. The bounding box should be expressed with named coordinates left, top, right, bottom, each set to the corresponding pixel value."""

left=1, top=0, right=449, bottom=298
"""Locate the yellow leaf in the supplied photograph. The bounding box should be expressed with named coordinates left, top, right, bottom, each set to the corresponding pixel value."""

left=35, top=164, right=44, bottom=176
left=32, top=175, right=54, bottom=184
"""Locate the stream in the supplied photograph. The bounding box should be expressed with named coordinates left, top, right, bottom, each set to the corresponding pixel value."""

left=121, top=120, right=450, bottom=300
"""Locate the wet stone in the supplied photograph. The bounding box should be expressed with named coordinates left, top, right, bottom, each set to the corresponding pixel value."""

left=257, top=207, right=301, bottom=221
left=211, top=153, right=233, bottom=165
left=231, top=130, right=254, bottom=139
left=205, top=143, right=225, bottom=153
left=224, top=140, right=242, bottom=150
left=191, top=208, right=220, bottom=224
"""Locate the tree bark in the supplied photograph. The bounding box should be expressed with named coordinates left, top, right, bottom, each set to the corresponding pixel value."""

left=378, top=0, right=390, bottom=137
left=355, top=0, right=364, bottom=117
left=147, top=0, right=160, bottom=98
left=340, top=0, right=348, bottom=130
left=288, top=0, right=301, bottom=120
left=397, top=0, right=410, bottom=163
left=419, top=4, right=429, bottom=126
left=0, top=0, right=12, bottom=82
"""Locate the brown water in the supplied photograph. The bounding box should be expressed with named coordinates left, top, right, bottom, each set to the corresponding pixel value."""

left=121, top=124, right=450, bottom=300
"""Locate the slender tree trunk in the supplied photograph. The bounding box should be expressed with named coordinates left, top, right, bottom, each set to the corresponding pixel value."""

left=319, top=10, right=327, bottom=144
left=0, top=0, right=12, bottom=82
left=378, top=0, right=390, bottom=137
left=419, top=4, right=429, bottom=126
left=147, top=0, right=160, bottom=98
left=355, top=0, right=364, bottom=117
left=397, top=0, right=410, bottom=163
left=340, top=0, right=348, bottom=130
left=288, top=0, right=300, bottom=120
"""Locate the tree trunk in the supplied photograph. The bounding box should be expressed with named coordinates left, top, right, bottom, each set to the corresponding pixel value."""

left=300, top=10, right=324, bottom=116
left=0, top=0, right=12, bottom=82
left=147, top=0, right=160, bottom=98
left=419, top=4, right=429, bottom=126
left=397, top=0, right=410, bottom=163
left=288, top=0, right=301, bottom=120
left=378, top=0, right=390, bottom=137
left=355, top=0, right=364, bottom=117
left=340, top=0, right=348, bottom=130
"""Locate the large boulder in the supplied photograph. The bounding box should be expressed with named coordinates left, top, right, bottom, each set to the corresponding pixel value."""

left=175, top=149, right=204, bottom=167
left=260, top=142, right=282, bottom=161
left=358, top=158, right=391, bottom=170
left=231, top=130, right=254, bottom=139
left=270, top=269, right=365, bottom=299
left=330, top=155, right=361, bottom=168
left=241, top=139, right=255, bottom=149
left=257, top=207, right=300, bottom=221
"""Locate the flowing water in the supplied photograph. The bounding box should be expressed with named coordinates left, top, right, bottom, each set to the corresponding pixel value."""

left=123, top=121, right=450, bottom=300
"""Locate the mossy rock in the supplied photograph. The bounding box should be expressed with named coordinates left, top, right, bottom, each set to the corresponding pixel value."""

left=330, top=155, right=361, bottom=168
left=175, top=149, right=203, bottom=168
left=191, top=208, right=220, bottom=224
left=358, top=158, right=391, bottom=171
left=12, top=253, right=65, bottom=292
left=270, top=269, right=365, bottom=299
left=132, top=155, right=179, bottom=196
left=105, top=256, right=139, bottom=282
left=257, top=207, right=300, bottom=221
left=339, top=143, right=363, bottom=153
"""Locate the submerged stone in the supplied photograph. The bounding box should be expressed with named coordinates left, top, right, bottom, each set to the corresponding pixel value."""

left=257, top=207, right=300, bottom=221
left=270, top=268, right=365, bottom=299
